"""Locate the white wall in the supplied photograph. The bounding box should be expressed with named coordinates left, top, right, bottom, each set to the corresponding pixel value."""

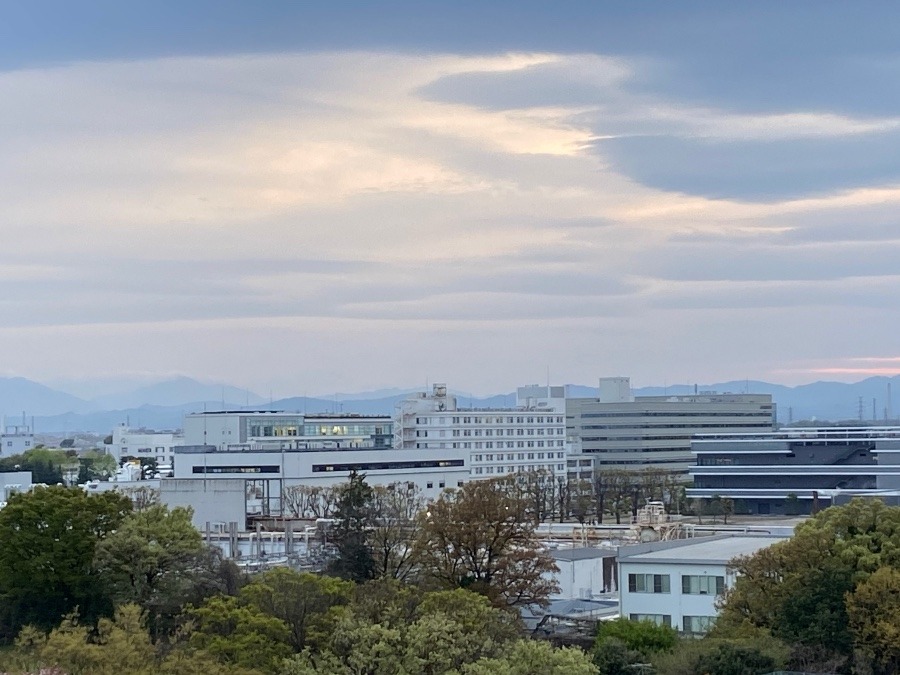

left=160, top=478, right=247, bottom=529
left=552, top=555, right=613, bottom=600
left=173, top=446, right=470, bottom=501
left=618, top=560, right=733, bottom=631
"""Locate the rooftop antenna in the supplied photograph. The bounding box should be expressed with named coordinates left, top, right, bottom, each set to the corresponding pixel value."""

left=546, top=365, right=550, bottom=387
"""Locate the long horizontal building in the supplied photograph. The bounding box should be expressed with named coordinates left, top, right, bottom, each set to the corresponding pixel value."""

left=687, top=427, right=900, bottom=515
left=167, top=410, right=465, bottom=528
left=567, top=378, right=775, bottom=474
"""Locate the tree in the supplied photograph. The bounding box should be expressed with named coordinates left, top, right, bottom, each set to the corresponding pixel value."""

left=592, top=637, right=646, bottom=675
left=184, top=595, right=293, bottom=672
left=0, top=486, right=132, bottom=640
left=281, top=587, right=520, bottom=675
left=326, top=471, right=376, bottom=583
left=240, top=568, right=353, bottom=652
left=600, top=470, right=634, bottom=524
left=415, top=477, right=559, bottom=607
left=11, top=604, right=261, bottom=675
left=718, top=498, right=900, bottom=662
left=369, top=482, right=424, bottom=580
left=0, top=448, right=66, bottom=484
left=692, top=642, right=778, bottom=675
left=846, top=566, right=900, bottom=675
left=595, top=617, right=678, bottom=655
left=93, top=504, right=207, bottom=637
left=462, top=638, right=598, bottom=675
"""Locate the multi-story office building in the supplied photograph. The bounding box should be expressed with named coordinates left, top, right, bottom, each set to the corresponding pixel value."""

left=182, top=411, right=393, bottom=451
left=168, top=409, right=458, bottom=528
left=687, top=427, right=900, bottom=515
left=567, top=378, right=775, bottom=474
left=395, top=384, right=569, bottom=481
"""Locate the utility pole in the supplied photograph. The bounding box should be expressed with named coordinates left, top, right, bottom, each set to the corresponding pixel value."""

left=858, top=396, right=864, bottom=422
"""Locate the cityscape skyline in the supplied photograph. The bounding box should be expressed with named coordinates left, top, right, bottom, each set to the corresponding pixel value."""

left=3, top=2, right=900, bottom=397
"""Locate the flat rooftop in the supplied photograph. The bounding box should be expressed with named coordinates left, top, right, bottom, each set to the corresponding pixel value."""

left=618, top=534, right=786, bottom=565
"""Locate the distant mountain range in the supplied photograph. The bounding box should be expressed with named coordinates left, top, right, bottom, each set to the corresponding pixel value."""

left=2, top=375, right=900, bottom=433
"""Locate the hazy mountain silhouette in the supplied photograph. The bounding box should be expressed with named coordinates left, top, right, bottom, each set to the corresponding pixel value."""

left=7, top=376, right=900, bottom=432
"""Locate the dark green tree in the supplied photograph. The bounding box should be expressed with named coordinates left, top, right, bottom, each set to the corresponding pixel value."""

left=327, top=471, right=376, bottom=583
left=718, top=498, right=900, bottom=663
left=0, top=486, right=132, bottom=640
left=692, top=642, right=777, bottom=675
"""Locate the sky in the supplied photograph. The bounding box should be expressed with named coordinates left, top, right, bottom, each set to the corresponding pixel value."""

left=2, top=1, right=900, bottom=397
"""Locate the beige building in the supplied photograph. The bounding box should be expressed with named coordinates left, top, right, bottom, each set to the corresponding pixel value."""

left=567, top=378, right=775, bottom=474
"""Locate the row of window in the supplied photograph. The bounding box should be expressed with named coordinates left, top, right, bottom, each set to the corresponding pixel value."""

left=414, top=416, right=565, bottom=425
left=313, top=459, right=465, bottom=473
left=417, top=442, right=564, bottom=450
left=474, top=452, right=566, bottom=462
left=415, top=440, right=567, bottom=450
left=473, top=464, right=564, bottom=475
left=629, top=614, right=716, bottom=633
left=627, top=574, right=725, bottom=595
left=451, top=428, right=564, bottom=437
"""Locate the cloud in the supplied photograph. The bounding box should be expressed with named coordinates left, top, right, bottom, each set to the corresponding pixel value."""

left=1, top=48, right=899, bottom=392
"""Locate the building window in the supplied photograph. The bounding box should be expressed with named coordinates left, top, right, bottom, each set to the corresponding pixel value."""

left=682, top=575, right=725, bottom=595
left=439, top=481, right=445, bottom=488
left=628, top=574, right=670, bottom=594
left=427, top=482, right=433, bottom=489
left=683, top=616, right=716, bottom=633
left=629, top=614, right=672, bottom=627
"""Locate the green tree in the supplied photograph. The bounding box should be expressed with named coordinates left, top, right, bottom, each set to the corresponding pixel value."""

left=0, top=448, right=65, bottom=484
left=240, top=568, right=353, bottom=652
left=327, top=471, right=376, bottom=583
left=184, top=595, right=293, bottom=672
left=592, top=637, right=646, bottom=675
left=692, top=642, right=778, bottom=675
left=415, top=477, right=559, bottom=607
left=283, top=587, right=520, bottom=675
left=462, top=639, right=598, bottom=675
left=718, top=498, right=900, bottom=661
left=846, top=566, right=900, bottom=675
left=93, top=503, right=209, bottom=638
left=595, top=617, right=678, bottom=655
left=95, top=504, right=203, bottom=604
left=0, top=486, right=132, bottom=640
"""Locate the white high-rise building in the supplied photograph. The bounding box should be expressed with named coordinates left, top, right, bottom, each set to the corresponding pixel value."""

left=395, top=384, right=570, bottom=481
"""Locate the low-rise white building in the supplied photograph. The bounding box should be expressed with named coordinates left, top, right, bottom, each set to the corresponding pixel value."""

left=0, top=422, right=34, bottom=458
left=617, top=534, right=786, bottom=633
left=0, top=471, right=32, bottom=505
left=107, top=424, right=184, bottom=467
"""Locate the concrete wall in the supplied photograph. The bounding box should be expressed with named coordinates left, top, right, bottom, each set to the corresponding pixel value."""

left=160, top=478, right=246, bottom=530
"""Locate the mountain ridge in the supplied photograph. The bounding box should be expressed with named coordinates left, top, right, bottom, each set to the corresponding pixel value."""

left=4, top=375, right=900, bottom=433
